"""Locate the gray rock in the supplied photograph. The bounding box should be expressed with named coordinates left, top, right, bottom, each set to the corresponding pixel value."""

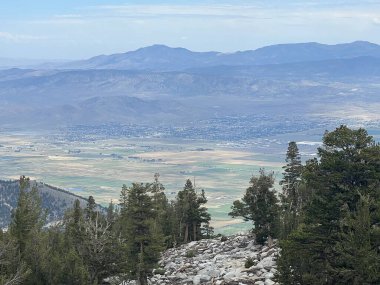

left=148, top=234, right=279, bottom=285
left=193, top=275, right=201, bottom=285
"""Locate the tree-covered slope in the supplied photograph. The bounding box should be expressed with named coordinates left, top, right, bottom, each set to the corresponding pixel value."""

left=0, top=180, right=88, bottom=228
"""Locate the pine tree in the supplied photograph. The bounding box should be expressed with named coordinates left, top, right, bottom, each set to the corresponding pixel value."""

left=61, top=201, right=89, bottom=284
left=229, top=170, right=279, bottom=245
left=65, top=199, right=84, bottom=248
left=121, top=183, right=164, bottom=285
left=175, top=179, right=211, bottom=243
left=0, top=234, right=30, bottom=284
left=106, top=200, right=114, bottom=220
left=24, top=225, right=88, bottom=285
left=148, top=174, right=176, bottom=247
left=277, top=126, right=380, bottom=284
left=119, top=184, right=129, bottom=217
left=334, top=195, right=380, bottom=284
left=149, top=174, right=167, bottom=226
left=85, top=195, right=97, bottom=221
left=280, top=142, right=304, bottom=237
left=10, top=176, right=44, bottom=256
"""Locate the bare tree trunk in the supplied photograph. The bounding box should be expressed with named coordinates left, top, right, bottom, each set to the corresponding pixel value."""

left=138, top=275, right=148, bottom=285
left=184, top=224, right=189, bottom=243
left=89, top=271, right=97, bottom=285
left=137, top=241, right=145, bottom=285
left=268, top=235, right=273, bottom=247
left=179, top=221, right=182, bottom=239
left=193, top=222, right=197, bottom=241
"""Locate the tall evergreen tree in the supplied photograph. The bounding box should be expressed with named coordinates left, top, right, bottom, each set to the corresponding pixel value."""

left=85, top=196, right=97, bottom=221
left=277, top=126, right=380, bottom=284
left=229, top=170, right=279, bottom=245
left=0, top=235, right=30, bottom=285
left=335, top=195, right=380, bottom=284
left=26, top=225, right=88, bottom=285
left=150, top=174, right=167, bottom=225
left=279, top=142, right=304, bottom=238
left=175, top=179, right=210, bottom=243
left=10, top=176, right=44, bottom=255
left=120, top=183, right=164, bottom=285
left=106, top=200, right=116, bottom=226
left=148, top=174, right=176, bottom=247
left=119, top=185, right=129, bottom=217
left=65, top=199, right=84, bottom=248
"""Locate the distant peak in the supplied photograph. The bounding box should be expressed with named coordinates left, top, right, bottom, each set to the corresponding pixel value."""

left=349, top=40, right=377, bottom=46
left=351, top=40, right=372, bottom=44
left=142, top=44, right=171, bottom=49
left=135, top=44, right=191, bottom=53
left=138, top=44, right=175, bottom=51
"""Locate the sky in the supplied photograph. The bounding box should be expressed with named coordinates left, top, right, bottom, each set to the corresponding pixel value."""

left=1, top=0, right=380, bottom=60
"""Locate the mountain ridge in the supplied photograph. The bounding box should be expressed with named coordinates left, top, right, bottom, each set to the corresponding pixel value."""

left=33, top=41, right=380, bottom=71
left=3, top=41, right=380, bottom=72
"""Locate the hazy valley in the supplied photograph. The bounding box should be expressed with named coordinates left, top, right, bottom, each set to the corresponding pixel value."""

left=1, top=42, right=380, bottom=128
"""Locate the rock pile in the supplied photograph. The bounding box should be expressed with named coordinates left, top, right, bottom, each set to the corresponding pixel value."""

left=150, top=234, right=279, bottom=285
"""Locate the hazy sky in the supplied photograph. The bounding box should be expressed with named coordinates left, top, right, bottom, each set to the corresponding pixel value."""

left=1, top=0, right=380, bottom=59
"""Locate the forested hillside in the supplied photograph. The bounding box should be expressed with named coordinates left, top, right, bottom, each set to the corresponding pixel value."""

left=0, top=180, right=88, bottom=228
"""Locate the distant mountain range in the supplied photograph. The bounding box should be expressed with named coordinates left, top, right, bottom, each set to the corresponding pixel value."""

left=1, top=41, right=379, bottom=74
left=2, top=41, right=380, bottom=71
left=56, top=41, right=380, bottom=71
left=0, top=41, right=379, bottom=128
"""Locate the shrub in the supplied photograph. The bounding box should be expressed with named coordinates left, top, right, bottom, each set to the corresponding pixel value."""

left=245, top=257, right=255, bottom=268
left=185, top=250, right=196, bottom=258
left=220, top=236, right=228, bottom=242
left=154, top=268, right=166, bottom=275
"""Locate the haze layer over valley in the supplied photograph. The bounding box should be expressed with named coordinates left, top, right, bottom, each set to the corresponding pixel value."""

left=1, top=41, right=380, bottom=128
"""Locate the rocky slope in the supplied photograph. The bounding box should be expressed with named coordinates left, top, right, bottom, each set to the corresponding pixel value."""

left=151, top=234, right=279, bottom=285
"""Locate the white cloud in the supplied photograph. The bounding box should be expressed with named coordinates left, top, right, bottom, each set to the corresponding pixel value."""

left=70, top=3, right=380, bottom=24
left=87, top=4, right=274, bottom=19
left=23, top=3, right=380, bottom=28
left=0, top=31, right=45, bottom=43
left=31, top=14, right=86, bottom=25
